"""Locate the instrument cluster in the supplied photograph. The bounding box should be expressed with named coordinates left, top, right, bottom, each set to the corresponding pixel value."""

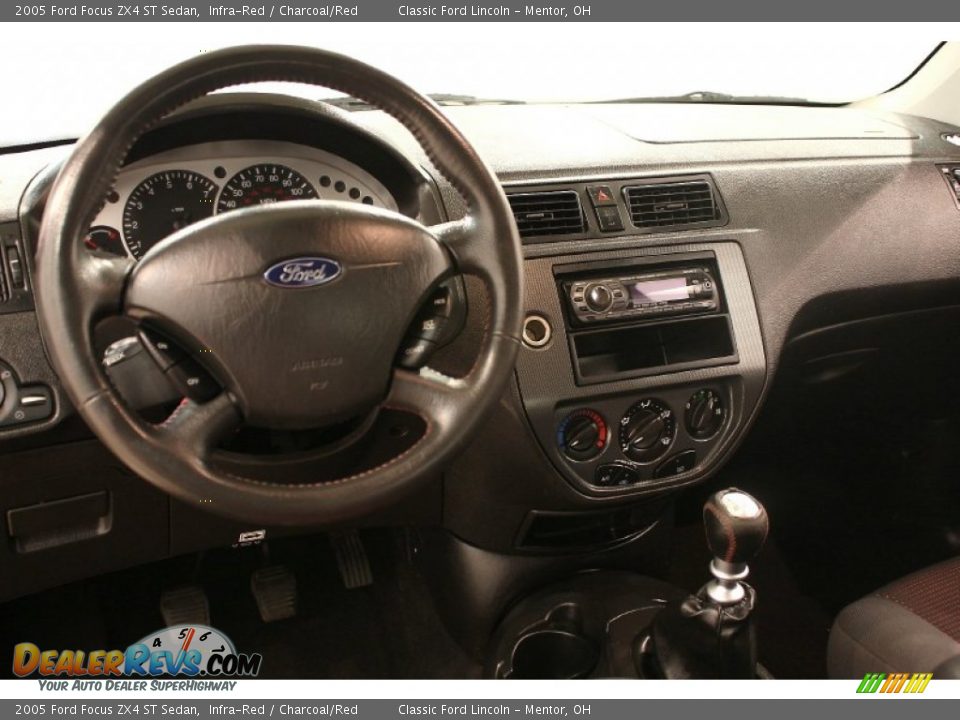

left=86, top=139, right=398, bottom=260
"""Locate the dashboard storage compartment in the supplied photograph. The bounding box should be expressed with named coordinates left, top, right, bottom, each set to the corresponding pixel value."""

left=518, top=502, right=666, bottom=551
left=571, top=315, right=735, bottom=382
left=7, top=491, right=111, bottom=554
left=0, top=442, right=168, bottom=602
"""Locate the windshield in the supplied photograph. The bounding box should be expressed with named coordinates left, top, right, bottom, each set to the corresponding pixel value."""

left=1, top=24, right=938, bottom=146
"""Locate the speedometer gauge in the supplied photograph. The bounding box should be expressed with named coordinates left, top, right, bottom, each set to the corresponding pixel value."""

left=122, top=170, right=217, bottom=259
left=217, top=164, right=318, bottom=212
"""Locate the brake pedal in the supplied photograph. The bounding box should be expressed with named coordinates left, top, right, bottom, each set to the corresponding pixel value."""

left=330, top=530, right=373, bottom=589
left=251, top=565, right=298, bottom=623
left=160, top=586, right=210, bottom=627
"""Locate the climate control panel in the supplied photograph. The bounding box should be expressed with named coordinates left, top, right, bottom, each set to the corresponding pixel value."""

left=555, top=384, right=730, bottom=492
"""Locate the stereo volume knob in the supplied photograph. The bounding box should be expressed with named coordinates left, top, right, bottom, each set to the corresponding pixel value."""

left=585, top=283, right=614, bottom=313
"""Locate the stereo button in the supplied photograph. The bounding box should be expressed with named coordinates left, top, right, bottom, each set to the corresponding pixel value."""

left=585, top=284, right=614, bottom=313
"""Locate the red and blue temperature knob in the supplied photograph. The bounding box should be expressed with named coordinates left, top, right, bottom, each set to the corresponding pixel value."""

left=557, top=409, right=608, bottom=461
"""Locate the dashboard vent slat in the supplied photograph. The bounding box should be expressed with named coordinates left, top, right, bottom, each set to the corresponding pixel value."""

left=624, top=180, right=721, bottom=230
left=508, top=190, right=587, bottom=239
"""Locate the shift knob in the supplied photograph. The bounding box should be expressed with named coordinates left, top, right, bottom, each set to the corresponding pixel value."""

left=703, top=488, right=769, bottom=565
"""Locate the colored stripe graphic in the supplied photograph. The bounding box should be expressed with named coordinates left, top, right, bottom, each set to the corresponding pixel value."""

left=858, top=672, right=932, bottom=694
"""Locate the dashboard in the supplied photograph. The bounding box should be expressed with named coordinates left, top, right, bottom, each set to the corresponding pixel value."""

left=2, top=94, right=960, bottom=600
left=86, top=139, right=397, bottom=259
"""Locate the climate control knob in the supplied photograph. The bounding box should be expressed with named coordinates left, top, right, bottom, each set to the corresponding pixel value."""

left=584, top=283, right=614, bottom=313
left=619, top=399, right=676, bottom=463
left=685, top=389, right=725, bottom=439
left=557, top=409, right=608, bottom=461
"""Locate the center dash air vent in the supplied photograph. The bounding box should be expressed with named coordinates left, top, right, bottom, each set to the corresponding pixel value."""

left=507, top=190, right=586, bottom=239
left=623, top=179, right=722, bottom=230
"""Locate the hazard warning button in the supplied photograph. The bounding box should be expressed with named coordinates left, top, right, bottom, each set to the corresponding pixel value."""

left=587, top=185, right=617, bottom=207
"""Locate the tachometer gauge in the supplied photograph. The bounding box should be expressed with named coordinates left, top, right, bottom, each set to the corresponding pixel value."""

left=122, top=170, right=217, bottom=260
left=84, top=225, right=126, bottom=256
left=217, top=164, right=318, bottom=212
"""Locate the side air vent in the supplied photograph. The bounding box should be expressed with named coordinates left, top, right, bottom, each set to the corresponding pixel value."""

left=507, top=190, right=587, bottom=239
left=623, top=179, right=722, bottom=230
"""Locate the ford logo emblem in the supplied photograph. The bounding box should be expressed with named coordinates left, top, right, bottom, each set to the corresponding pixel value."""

left=263, top=257, right=342, bottom=288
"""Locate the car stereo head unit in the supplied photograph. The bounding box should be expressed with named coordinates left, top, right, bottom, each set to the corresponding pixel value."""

left=564, top=266, right=718, bottom=324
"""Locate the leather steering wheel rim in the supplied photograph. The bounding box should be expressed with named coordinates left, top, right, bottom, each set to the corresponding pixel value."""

left=34, top=45, right=523, bottom=526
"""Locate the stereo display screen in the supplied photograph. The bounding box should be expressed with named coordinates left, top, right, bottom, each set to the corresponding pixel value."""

left=628, top=277, right=692, bottom=304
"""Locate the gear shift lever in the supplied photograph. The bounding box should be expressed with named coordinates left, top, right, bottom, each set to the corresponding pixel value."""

left=643, top=488, right=769, bottom=679
left=703, top=488, right=769, bottom=604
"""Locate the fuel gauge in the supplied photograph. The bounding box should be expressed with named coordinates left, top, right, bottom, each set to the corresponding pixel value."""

left=84, top=226, right=126, bottom=256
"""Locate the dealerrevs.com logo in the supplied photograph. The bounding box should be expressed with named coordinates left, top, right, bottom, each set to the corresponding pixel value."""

left=12, top=625, right=262, bottom=680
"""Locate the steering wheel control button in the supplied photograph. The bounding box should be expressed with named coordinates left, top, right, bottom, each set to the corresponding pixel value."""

left=165, top=359, right=220, bottom=402
left=619, top=398, right=676, bottom=463
left=103, top=336, right=142, bottom=368
left=413, top=314, right=448, bottom=343
left=398, top=338, right=437, bottom=369
left=594, top=463, right=640, bottom=488
left=400, top=280, right=468, bottom=361
left=654, top=450, right=698, bottom=479
left=429, top=279, right=468, bottom=346
left=557, top=409, right=608, bottom=461
left=138, top=329, right=186, bottom=370
left=522, top=314, right=552, bottom=349
left=685, top=388, right=726, bottom=439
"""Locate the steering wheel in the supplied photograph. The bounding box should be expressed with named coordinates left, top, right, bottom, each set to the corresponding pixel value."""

left=34, top=46, right=523, bottom=526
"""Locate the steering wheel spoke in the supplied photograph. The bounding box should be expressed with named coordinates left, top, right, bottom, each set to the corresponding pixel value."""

left=387, top=367, right=471, bottom=427
left=155, top=393, right=242, bottom=460
left=77, top=252, right=135, bottom=324
left=431, top=216, right=488, bottom=275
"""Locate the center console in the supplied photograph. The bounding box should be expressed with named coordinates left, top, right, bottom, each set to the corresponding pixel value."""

left=515, top=241, right=766, bottom=497
left=409, top=181, right=769, bottom=660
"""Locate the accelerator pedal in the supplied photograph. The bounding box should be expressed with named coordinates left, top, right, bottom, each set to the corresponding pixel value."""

left=330, top=530, right=373, bottom=589
left=251, top=565, right=298, bottom=623
left=160, top=586, right=211, bottom=627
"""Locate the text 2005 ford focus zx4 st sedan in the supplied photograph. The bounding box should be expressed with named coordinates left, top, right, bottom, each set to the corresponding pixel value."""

left=1, top=39, right=960, bottom=681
